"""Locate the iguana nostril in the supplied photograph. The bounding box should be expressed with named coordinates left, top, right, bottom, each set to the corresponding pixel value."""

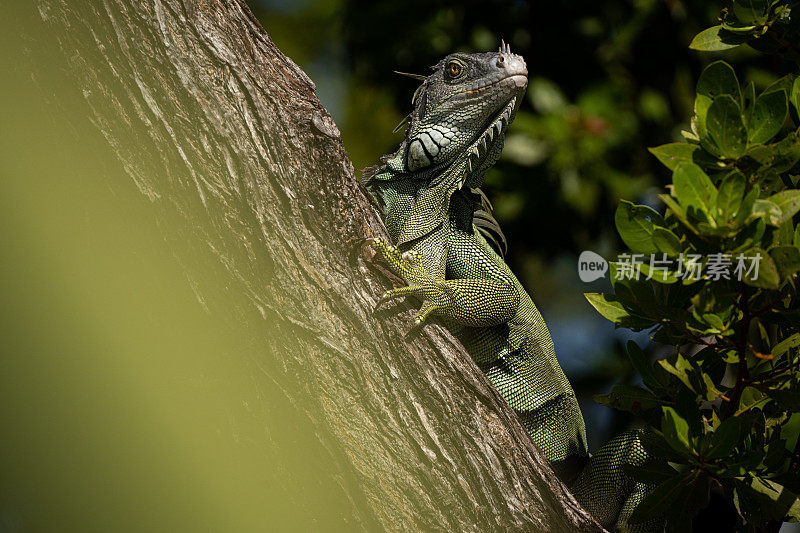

left=497, top=55, right=506, bottom=67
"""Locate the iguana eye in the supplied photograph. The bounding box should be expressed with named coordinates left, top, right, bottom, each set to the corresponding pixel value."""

left=445, top=60, right=464, bottom=79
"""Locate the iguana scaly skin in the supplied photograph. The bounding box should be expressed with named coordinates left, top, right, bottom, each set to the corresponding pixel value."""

left=363, top=44, right=662, bottom=532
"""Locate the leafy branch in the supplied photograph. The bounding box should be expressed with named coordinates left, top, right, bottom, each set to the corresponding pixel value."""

left=586, top=0, right=800, bottom=528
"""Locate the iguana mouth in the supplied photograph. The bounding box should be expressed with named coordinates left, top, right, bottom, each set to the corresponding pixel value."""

left=461, top=74, right=528, bottom=95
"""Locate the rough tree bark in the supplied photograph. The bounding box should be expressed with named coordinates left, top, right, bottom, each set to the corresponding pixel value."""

left=10, top=0, right=603, bottom=530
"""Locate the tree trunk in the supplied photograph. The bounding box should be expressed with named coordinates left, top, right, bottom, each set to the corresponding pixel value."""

left=1, top=1, right=603, bottom=530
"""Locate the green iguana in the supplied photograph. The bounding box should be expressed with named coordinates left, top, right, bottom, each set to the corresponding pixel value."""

left=363, top=43, right=663, bottom=532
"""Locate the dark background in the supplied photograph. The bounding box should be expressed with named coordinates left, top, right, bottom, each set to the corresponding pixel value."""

left=246, top=0, right=791, bottom=450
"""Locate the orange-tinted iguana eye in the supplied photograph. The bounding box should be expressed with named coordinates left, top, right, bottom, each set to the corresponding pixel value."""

left=446, top=61, right=463, bottom=78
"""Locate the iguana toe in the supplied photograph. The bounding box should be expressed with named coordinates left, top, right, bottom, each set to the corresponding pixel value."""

left=378, top=285, right=423, bottom=306
left=369, top=237, right=408, bottom=275
left=401, top=249, right=422, bottom=263
left=414, top=301, right=438, bottom=326
left=368, top=240, right=450, bottom=326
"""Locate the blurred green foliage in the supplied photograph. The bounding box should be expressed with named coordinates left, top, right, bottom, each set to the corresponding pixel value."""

left=587, top=1, right=800, bottom=528
left=1, top=6, right=361, bottom=528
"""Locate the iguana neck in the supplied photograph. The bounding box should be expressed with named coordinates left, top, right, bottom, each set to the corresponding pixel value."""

left=364, top=46, right=525, bottom=248
left=366, top=131, right=506, bottom=246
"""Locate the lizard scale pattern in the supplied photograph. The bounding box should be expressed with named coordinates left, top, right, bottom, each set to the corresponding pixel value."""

left=362, top=44, right=664, bottom=532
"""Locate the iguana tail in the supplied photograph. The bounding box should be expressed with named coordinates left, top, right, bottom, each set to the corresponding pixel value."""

left=570, top=429, right=664, bottom=532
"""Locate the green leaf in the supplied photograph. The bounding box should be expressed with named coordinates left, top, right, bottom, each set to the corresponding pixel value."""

left=615, top=200, right=663, bottom=254
left=694, top=345, right=729, bottom=384
left=695, top=62, right=739, bottom=143
left=752, top=199, right=783, bottom=226
left=659, top=354, right=695, bottom=394
left=630, top=476, right=685, bottom=523
left=707, top=416, right=748, bottom=459
left=627, top=341, right=661, bottom=391
left=695, top=97, right=713, bottom=144
left=659, top=194, right=698, bottom=234
left=743, top=81, right=757, bottom=122
left=614, top=277, right=655, bottom=304
left=746, top=477, right=800, bottom=521
left=773, top=333, right=800, bottom=356
left=673, top=162, right=718, bottom=217
left=706, top=95, right=748, bottom=158
left=648, top=143, right=704, bottom=171
left=594, top=385, right=666, bottom=412
left=722, top=18, right=758, bottom=34
left=768, top=389, right=800, bottom=410
left=735, top=187, right=759, bottom=226
left=716, top=171, right=746, bottom=222
left=701, top=313, right=725, bottom=331
left=690, top=26, right=747, bottom=51
left=585, top=293, right=629, bottom=323
left=739, top=248, right=780, bottom=289
left=747, top=130, right=800, bottom=173
left=662, top=406, right=692, bottom=454
left=732, top=0, right=769, bottom=25
left=697, top=61, right=741, bottom=101
left=763, top=436, right=788, bottom=471
left=763, top=76, right=794, bottom=99
left=631, top=471, right=710, bottom=525
left=734, top=219, right=767, bottom=253
left=676, top=474, right=712, bottom=523
left=795, top=223, right=800, bottom=248
left=769, top=245, right=800, bottom=277
left=653, top=227, right=682, bottom=256
left=623, top=461, right=679, bottom=485
left=779, top=218, right=794, bottom=245
left=749, top=89, right=788, bottom=144
left=737, top=386, right=769, bottom=415
left=639, top=262, right=680, bottom=284
left=791, top=77, right=800, bottom=119
left=784, top=413, right=800, bottom=460
left=765, top=190, right=800, bottom=225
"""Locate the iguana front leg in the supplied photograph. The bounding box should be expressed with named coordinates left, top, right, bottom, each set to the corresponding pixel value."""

left=369, top=237, right=519, bottom=327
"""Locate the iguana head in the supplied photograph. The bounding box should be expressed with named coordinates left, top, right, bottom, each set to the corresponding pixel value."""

left=364, top=43, right=527, bottom=248
left=402, top=42, right=527, bottom=181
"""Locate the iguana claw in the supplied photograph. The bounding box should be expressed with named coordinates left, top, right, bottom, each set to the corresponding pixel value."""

left=378, top=285, right=422, bottom=306
left=368, top=237, right=447, bottom=326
